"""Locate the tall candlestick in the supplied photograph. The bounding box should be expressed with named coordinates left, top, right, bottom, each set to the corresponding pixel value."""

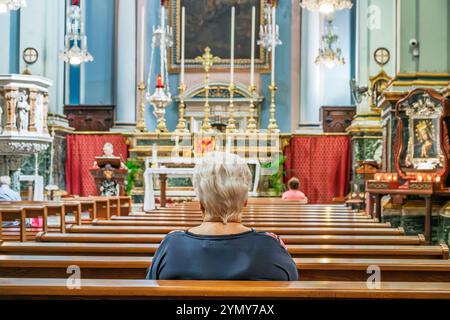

left=140, top=8, right=145, bottom=83
left=230, top=7, right=235, bottom=84
left=250, top=6, right=256, bottom=87
left=181, top=6, right=186, bottom=84
left=270, top=5, right=276, bottom=84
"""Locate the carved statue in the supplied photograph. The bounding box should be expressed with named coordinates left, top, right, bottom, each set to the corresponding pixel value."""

left=17, top=91, right=30, bottom=133
left=35, top=93, right=44, bottom=133
left=0, top=95, right=3, bottom=132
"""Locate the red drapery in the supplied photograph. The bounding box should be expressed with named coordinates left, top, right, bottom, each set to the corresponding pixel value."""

left=66, top=134, right=128, bottom=196
left=284, top=135, right=351, bottom=204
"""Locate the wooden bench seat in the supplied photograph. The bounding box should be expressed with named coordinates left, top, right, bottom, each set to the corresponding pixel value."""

left=64, top=225, right=405, bottom=236
left=92, top=219, right=389, bottom=229
left=0, top=242, right=446, bottom=259
left=2, top=255, right=450, bottom=282
left=1, top=278, right=449, bottom=299
left=35, top=232, right=425, bottom=245
left=111, top=215, right=378, bottom=223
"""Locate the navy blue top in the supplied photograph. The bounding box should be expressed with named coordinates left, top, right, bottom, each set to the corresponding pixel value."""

left=147, top=229, right=299, bottom=281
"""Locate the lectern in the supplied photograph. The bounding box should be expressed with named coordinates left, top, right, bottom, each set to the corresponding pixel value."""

left=89, top=156, right=128, bottom=196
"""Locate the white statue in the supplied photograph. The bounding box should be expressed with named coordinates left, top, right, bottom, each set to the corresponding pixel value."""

left=0, top=95, right=3, bottom=133
left=35, top=93, right=44, bottom=133
left=17, top=91, right=30, bottom=133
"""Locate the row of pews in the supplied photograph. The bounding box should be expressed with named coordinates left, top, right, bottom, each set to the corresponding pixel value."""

left=1, top=197, right=450, bottom=299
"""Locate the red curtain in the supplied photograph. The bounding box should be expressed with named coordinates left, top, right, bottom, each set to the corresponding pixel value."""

left=66, top=134, right=128, bottom=196
left=284, top=136, right=351, bottom=204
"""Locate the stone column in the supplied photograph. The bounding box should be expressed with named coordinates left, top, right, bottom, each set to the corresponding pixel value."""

left=43, top=93, right=49, bottom=134
left=4, top=88, right=18, bottom=132
left=28, top=88, right=38, bottom=132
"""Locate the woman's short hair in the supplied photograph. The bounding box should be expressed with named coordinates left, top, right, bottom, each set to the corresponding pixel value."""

left=288, top=177, right=300, bottom=190
left=193, top=151, right=252, bottom=223
left=0, top=176, right=11, bottom=186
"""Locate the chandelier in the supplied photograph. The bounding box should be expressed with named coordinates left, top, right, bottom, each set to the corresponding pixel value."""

left=315, top=19, right=345, bottom=68
left=59, top=2, right=93, bottom=65
left=0, top=0, right=26, bottom=13
left=257, top=0, right=282, bottom=51
left=299, top=0, right=353, bottom=15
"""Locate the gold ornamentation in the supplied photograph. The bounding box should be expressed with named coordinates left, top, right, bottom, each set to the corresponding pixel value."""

left=135, top=82, right=147, bottom=133
left=268, top=82, right=279, bottom=133
left=246, top=84, right=258, bottom=133
left=226, top=83, right=237, bottom=133
left=175, top=81, right=189, bottom=133
left=195, top=47, right=221, bottom=133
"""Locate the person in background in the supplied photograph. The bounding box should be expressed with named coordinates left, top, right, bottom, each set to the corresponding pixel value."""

left=0, top=176, right=21, bottom=201
left=282, top=177, right=308, bottom=203
left=147, top=152, right=298, bottom=281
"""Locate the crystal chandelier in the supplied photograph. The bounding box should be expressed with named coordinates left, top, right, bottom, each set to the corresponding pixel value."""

left=315, top=19, right=345, bottom=68
left=0, top=0, right=26, bottom=14
left=59, top=2, right=93, bottom=65
left=299, top=0, right=353, bottom=15
left=257, top=0, right=282, bottom=51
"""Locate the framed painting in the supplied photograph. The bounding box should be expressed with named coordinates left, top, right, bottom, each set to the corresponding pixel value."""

left=168, top=0, right=270, bottom=72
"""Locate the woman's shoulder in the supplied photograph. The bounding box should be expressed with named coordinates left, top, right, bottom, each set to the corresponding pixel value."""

left=254, top=231, right=288, bottom=250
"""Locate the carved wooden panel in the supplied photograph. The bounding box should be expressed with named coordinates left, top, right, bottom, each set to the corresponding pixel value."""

left=320, top=106, right=356, bottom=133
left=64, top=105, right=115, bottom=132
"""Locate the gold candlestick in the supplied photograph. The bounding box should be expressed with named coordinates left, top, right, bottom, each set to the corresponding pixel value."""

left=268, top=82, right=279, bottom=133
left=175, top=81, right=189, bottom=133
left=195, top=47, right=220, bottom=133
left=135, top=82, right=147, bottom=132
left=246, top=84, right=258, bottom=133
left=226, top=83, right=237, bottom=133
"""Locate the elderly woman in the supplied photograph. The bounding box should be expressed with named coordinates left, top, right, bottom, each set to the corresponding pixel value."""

left=147, top=152, right=298, bottom=281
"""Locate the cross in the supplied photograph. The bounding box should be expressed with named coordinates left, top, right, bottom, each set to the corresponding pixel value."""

left=24, top=48, right=38, bottom=64
left=375, top=48, right=389, bottom=65
left=195, top=47, right=221, bottom=73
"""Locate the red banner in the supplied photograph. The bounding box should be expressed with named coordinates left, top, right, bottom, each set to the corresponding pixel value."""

left=284, top=136, right=351, bottom=204
left=66, top=134, right=128, bottom=196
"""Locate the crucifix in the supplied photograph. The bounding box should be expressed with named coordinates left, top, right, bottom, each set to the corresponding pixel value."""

left=195, top=47, right=221, bottom=133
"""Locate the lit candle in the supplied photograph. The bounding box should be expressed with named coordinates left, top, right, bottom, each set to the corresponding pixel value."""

left=160, top=2, right=166, bottom=84
left=417, top=174, right=423, bottom=182
left=230, top=6, right=235, bottom=85
left=250, top=6, right=256, bottom=87
left=436, top=176, right=441, bottom=183
left=180, top=6, right=186, bottom=84
left=393, top=174, right=398, bottom=182
left=427, top=175, right=433, bottom=182
left=156, top=74, right=164, bottom=88
left=375, top=174, right=381, bottom=181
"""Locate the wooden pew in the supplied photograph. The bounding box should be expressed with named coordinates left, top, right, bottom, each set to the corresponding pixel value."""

left=2, top=255, right=450, bottom=282
left=92, top=219, right=390, bottom=229
left=0, top=242, right=447, bottom=259
left=64, top=225, right=405, bottom=236
left=2, top=278, right=450, bottom=299
left=110, top=215, right=378, bottom=223
left=35, top=232, right=426, bottom=245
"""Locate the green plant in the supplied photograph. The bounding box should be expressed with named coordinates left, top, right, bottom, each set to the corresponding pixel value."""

left=261, top=155, right=286, bottom=195
left=125, top=159, right=141, bottom=196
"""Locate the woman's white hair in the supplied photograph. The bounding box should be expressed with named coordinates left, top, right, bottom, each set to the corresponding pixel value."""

left=193, top=151, right=252, bottom=224
left=0, top=176, right=11, bottom=186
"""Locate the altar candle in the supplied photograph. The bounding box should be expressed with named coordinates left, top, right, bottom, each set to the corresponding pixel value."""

left=417, top=174, right=423, bottom=182
left=230, top=7, right=235, bottom=85
left=436, top=176, right=441, bottom=183
left=427, top=175, right=433, bottom=182
left=152, top=143, right=158, bottom=166
left=140, top=8, right=145, bottom=83
left=180, top=6, right=186, bottom=84
left=270, top=5, right=276, bottom=84
left=160, top=3, right=166, bottom=84
left=375, top=174, right=381, bottom=181
left=250, top=6, right=256, bottom=87
left=393, top=174, right=398, bottom=182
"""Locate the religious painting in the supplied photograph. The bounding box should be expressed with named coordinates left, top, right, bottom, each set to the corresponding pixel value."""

left=169, top=0, right=269, bottom=71
left=395, top=90, right=449, bottom=175
left=194, top=136, right=216, bottom=156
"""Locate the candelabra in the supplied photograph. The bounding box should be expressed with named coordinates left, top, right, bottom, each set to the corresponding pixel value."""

left=315, top=19, right=345, bottom=68
left=258, top=0, right=281, bottom=133
left=135, top=82, right=147, bottom=132
left=246, top=84, right=258, bottom=133
left=60, top=0, right=93, bottom=65
left=195, top=47, right=220, bottom=133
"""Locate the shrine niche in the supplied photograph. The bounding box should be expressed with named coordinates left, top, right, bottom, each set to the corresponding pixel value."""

left=394, top=89, right=450, bottom=182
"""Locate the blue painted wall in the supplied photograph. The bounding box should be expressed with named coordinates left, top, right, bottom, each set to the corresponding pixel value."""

left=84, top=0, right=115, bottom=105
left=9, top=11, right=20, bottom=74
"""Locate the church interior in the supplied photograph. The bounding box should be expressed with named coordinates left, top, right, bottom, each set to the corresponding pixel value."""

left=1, top=0, right=450, bottom=304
